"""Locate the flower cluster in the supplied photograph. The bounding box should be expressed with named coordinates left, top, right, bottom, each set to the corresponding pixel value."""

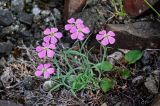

left=35, top=28, right=63, bottom=79
left=35, top=18, right=116, bottom=79
left=65, top=18, right=90, bottom=41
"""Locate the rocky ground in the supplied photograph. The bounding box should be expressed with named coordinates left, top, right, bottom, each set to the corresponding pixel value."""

left=0, top=0, right=160, bottom=106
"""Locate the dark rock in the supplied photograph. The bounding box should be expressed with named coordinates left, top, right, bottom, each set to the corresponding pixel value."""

left=132, top=76, right=144, bottom=85
left=0, top=100, right=23, bottom=106
left=22, top=76, right=36, bottom=90
left=64, top=0, right=87, bottom=20
left=151, top=94, right=160, bottom=106
left=19, top=31, right=32, bottom=37
left=144, top=75, right=158, bottom=94
left=142, top=51, right=151, bottom=65
left=0, top=41, right=13, bottom=56
left=19, top=12, right=33, bottom=25
left=73, top=4, right=109, bottom=32
left=11, top=0, right=24, bottom=12
left=143, top=66, right=152, bottom=74
left=0, top=9, right=14, bottom=26
left=157, top=57, right=160, bottom=70
left=106, top=21, right=160, bottom=49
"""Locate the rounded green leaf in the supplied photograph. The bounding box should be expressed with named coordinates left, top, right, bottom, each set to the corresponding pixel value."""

left=125, top=50, right=143, bottom=64
left=121, top=69, right=130, bottom=79
left=100, top=78, right=115, bottom=92
left=95, top=61, right=113, bottom=72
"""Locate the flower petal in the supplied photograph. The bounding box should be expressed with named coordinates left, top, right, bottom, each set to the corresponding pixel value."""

left=43, top=36, right=51, bottom=43
left=65, top=24, right=72, bottom=30
left=37, top=64, right=44, bottom=70
left=101, top=38, right=109, bottom=46
left=35, top=71, right=43, bottom=77
left=76, top=19, right=83, bottom=24
left=108, top=36, right=115, bottom=44
left=78, top=35, right=85, bottom=41
left=38, top=50, right=46, bottom=58
left=48, top=44, right=56, bottom=49
left=96, top=34, right=103, bottom=40
left=81, top=27, right=90, bottom=34
left=44, top=63, right=51, bottom=68
left=99, top=30, right=106, bottom=35
left=70, top=27, right=77, bottom=33
left=51, top=28, right=58, bottom=32
left=107, top=31, right=115, bottom=36
left=36, top=46, right=43, bottom=52
left=44, top=71, right=50, bottom=79
left=43, top=28, right=51, bottom=35
left=42, top=42, right=49, bottom=47
left=47, top=49, right=54, bottom=58
left=68, top=18, right=75, bottom=23
left=51, top=36, right=57, bottom=44
left=55, top=32, right=63, bottom=39
left=71, top=32, right=78, bottom=40
left=47, top=68, right=55, bottom=74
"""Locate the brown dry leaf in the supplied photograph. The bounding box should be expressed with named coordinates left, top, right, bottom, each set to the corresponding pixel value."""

left=64, top=0, right=87, bottom=20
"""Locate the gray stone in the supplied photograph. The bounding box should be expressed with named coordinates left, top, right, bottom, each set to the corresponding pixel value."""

left=53, top=8, right=61, bottom=20
left=19, top=12, right=33, bottom=25
left=20, top=31, right=32, bottom=37
left=141, top=51, right=151, bottom=65
left=43, top=80, right=55, bottom=91
left=144, top=75, right=158, bottom=94
left=107, top=52, right=123, bottom=65
left=0, top=41, right=13, bottom=55
left=86, top=0, right=99, bottom=6
left=0, top=9, right=14, bottom=26
left=11, top=0, right=24, bottom=12
left=132, top=76, right=144, bottom=85
left=32, top=5, right=41, bottom=15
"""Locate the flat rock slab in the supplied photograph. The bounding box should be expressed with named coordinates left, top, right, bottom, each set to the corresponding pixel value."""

left=0, top=9, right=14, bottom=26
left=106, top=21, right=160, bottom=49
left=124, top=0, right=160, bottom=17
left=0, top=100, right=23, bottom=106
left=18, top=12, right=33, bottom=25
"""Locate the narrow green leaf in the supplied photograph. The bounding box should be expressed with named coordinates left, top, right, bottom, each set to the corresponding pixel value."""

left=95, top=61, right=113, bottom=72
left=125, top=50, right=143, bottom=64
left=64, top=50, right=86, bottom=57
left=100, top=78, right=115, bottom=92
left=121, top=69, right=130, bottom=79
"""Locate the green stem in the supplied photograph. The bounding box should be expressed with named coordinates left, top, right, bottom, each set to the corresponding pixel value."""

left=144, top=0, right=160, bottom=17
left=102, top=46, right=107, bottom=62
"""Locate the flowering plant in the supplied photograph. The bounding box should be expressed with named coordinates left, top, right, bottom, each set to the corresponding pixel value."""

left=34, top=18, right=123, bottom=94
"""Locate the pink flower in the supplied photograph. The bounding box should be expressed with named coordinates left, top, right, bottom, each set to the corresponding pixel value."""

left=43, top=28, right=63, bottom=44
left=70, top=23, right=90, bottom=41
left=96, top=30, right=115, bottom=46
left=65, top=18, right=83, bottom=32
left=35, top=63, right=55, bottom=79
left=36, top=42, right=56, bottom=58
